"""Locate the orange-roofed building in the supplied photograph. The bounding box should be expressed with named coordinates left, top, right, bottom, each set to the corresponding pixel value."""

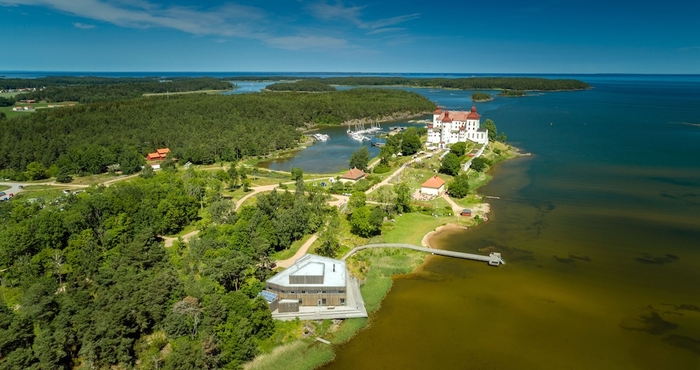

left=340, top=167, right=367, bottom=182
left=420, top=175, right=446, bottom=196
left=146, top=148, right=171, bottom=161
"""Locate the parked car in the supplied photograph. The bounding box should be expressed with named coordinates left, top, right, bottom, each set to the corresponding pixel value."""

left=18, top=185, right=24, bottom=189
left=0, top=191, right=5, bottom=196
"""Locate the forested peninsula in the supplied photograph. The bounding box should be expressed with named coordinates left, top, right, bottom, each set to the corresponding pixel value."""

left=0, top=89, right=434, bottom=179
left=232, top=76, right=591, bottom=91
left=3, top=77, right=232, bottom=104
left=265, top=80, right=336, bottom=92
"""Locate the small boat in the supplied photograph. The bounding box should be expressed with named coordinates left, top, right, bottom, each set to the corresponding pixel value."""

left=312, top=133, right=330, bottom=142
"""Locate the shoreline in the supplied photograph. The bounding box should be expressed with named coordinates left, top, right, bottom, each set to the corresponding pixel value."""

left=420, top=202, right=491, bottom=249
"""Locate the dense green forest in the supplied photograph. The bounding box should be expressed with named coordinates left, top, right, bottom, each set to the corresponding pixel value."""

left=0, top=89, right=435, bottom=178
left=265, top=80, right=336, bottom=92
left=497, top=89, right=526, bottom=97
left=228, top=76, right=590, bottom=91
left=0, top=167, right=334, bottom=369
left=7, top=78, right=232, bottom=104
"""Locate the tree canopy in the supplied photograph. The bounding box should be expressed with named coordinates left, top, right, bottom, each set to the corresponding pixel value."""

left=440, top=153, right=461, bottom=176
left=265, top=80, right=336, bottom=92
left=450, top=142, right=467, bottom=157
left=9, top=77, right=233, bottom=104
left=0, top=166, right=336, bottom=369
left=349, top=146, right=370, bottom=171
left=0, top=88, right=435, bottom=179
left=448, top=174, right=470, bottom=198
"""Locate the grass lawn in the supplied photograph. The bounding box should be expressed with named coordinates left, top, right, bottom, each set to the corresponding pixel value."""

left=1, top=101, right=79, bottom=118
left=381, top=212, right=453, bottom=246
left=69, top=173, right=120, bottom=185
left=0, top=92, right=20, bottom=98
left=0, top=185, right=10, bottom=192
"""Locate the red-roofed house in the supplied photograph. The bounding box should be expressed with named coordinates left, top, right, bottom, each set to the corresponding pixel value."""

left=146, top=148, right=171, bottom=161
left=420, top=176, right=446, bottom=196
left=340, top=167, right=367, bottom=183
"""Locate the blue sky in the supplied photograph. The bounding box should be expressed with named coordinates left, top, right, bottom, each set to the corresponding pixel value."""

left=1, top=0, right=699, bottom=73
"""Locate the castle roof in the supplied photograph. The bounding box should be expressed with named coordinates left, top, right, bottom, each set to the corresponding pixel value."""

left=433, top=106, right=443, bottom=115
left=442, top=110, right=453, bottom=123
left=437, top=109, right=477, bottom=122
left=467, top=105, right=480, bottom=120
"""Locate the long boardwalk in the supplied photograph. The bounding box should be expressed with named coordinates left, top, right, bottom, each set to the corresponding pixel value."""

left=342, top=243, right=506, bottom=266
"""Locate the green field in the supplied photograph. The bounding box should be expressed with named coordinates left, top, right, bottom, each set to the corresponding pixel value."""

left=1, top=100, right=79, bottom=118
left=0, top=92, right=20, bottom=98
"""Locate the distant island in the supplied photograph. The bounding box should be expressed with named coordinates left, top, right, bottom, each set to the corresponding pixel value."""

left=265, top=80, right=336, bottom=92
left=471, top=92, right=493, bottom=102
left=230, top=76, right=591, bottom=91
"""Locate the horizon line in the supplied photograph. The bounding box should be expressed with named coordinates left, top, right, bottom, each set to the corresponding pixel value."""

left=2, top=70, right=700, bottom=75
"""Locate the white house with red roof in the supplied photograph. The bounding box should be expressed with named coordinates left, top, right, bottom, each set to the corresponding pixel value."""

left=420, top=175, right=446, bottom=196
left=427, top=105, right=488, bottom=147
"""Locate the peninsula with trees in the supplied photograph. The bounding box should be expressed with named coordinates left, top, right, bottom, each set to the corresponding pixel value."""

left=0, top=75, right=523, bottom=370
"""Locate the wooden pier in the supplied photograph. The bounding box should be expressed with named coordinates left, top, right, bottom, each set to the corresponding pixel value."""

left=342, top=243, right=505, bottom=266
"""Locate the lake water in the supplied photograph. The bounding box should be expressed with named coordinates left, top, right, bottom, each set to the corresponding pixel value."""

left=7, top=71, right=698, bottom=368
left=315, top=76, right=700, bottom=369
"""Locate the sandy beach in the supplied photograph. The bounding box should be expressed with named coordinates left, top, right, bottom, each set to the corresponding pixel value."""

left=421, top=202, right=491, bottom=248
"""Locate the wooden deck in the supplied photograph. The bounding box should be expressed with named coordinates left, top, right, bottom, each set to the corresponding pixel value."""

left=342, top=243, right=505, bottom=266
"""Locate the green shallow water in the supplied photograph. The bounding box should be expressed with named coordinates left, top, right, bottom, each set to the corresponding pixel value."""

left=320, top=76, right=700, bottom=369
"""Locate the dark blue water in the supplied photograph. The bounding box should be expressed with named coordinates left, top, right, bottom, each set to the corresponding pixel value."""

left=321, top=76, right=700, bottom=370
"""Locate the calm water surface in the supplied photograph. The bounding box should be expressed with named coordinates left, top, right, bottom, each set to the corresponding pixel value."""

left=317, top=76, right=700, bottom=369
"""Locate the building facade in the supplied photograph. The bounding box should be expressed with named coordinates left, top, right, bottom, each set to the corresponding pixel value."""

left=265, top=254, right=348, bottom=312
left=427, top=106, right=488, bottom=147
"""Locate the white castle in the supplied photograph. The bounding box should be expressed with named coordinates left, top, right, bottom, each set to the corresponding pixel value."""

left=427, top=106, right=488, bottom=147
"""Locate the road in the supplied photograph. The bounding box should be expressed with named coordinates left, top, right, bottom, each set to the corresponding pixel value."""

left=0, top=182, right=25, bottom=200
left=275, top=234, right=320, bottom=268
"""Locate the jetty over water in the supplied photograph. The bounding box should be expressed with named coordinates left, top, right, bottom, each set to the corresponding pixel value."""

left=342, top=243, right=506, bottom=266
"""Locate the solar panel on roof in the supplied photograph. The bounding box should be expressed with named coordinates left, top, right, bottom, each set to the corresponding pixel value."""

left=259, top=290, right=278, bottom=303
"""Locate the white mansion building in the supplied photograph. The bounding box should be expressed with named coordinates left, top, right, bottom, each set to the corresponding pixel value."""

left=427, top=106, right=488, bottom=147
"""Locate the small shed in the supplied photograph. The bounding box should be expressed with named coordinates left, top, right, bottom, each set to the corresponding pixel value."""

left=460, top=209, right=472, bottom=217
left=278, top=299, right=300, bottom=313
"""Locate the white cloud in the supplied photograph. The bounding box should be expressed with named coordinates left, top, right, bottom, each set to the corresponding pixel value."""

left=307, top=1, right=419, bottom=33
left=0, top=0, right=265, bottom=37
left=73, top=22, right=95, bottom=29
left=0, top=0, right=419, bottom=50
left=366, top=27, right=404, bottom=35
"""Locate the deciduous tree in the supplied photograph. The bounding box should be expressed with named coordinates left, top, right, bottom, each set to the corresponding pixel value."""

left=349, top=146, right=370, bottom=171
left=440, top=153, right=461, bottom=176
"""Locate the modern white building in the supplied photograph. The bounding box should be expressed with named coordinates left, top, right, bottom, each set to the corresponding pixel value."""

left=427, top=106, right=488, bottom=147
left=261, top=254, right=368, bottom=320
